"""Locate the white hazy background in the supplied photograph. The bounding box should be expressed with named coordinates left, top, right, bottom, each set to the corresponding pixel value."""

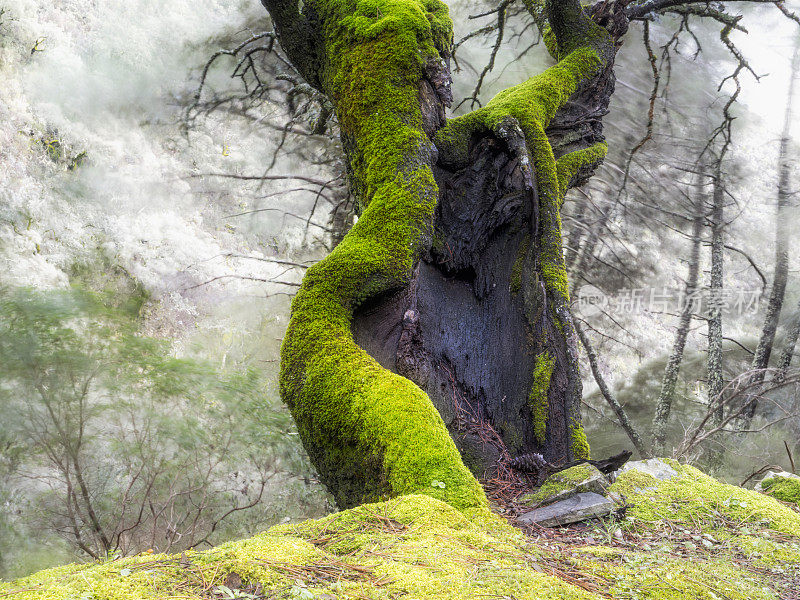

left=0, top=0, right=335, bottom=362
left=1, top=0, right=797, bottom=365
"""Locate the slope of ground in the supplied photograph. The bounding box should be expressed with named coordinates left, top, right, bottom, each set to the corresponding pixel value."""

left=2, top=461, right=798, bottom=599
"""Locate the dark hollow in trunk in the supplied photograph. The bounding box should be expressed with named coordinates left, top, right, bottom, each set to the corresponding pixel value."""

left=353, top=132, right=581, bottom=476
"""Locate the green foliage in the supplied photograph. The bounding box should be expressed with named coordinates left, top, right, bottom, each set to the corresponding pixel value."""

left=0, top=285, right=327, bottom=574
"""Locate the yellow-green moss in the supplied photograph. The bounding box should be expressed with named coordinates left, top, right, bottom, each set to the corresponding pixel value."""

left=555, top=141, right=608, bottom=198
left=579, top=552, right=779, bottom=600
left=762, top=475, right=800, bottom=507
left=730, top=533, right=800, bottom=568
left=611, top=460, right=800, bottom=536
left=0, top=496, right=590, bottom=600
left=520, top=463, right=599, bottom=505
left=529, top=350, right=556, bottom=444
left=570, top=418, right=590, bottom=459
left=282, top=0, right=611, bottom=511
left=6, top=488, right=797, bottom=600
left=280, top=0, right=487, bottom=512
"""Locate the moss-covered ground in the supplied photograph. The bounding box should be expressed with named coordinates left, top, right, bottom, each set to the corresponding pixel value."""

left=762, top=475, right=800, bottom=508
left=4, top=462, right=799, bottom=599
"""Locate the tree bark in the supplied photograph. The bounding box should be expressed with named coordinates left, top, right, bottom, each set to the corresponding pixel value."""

left=778, top=299, right=800, bottom=373
left=707, top=160, right=725, bottom=426
left=740, top=41, right=799, bottom=427
left=651, top=178, right=705, bottom=455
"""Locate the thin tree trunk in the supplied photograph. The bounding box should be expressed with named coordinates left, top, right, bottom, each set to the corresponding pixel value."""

left=707, top=160, right=725, bottom=426
left=778, top=298, right=800, bottom=373
left=564, top=201, right=587, bottom=269
left=575, top=320, right=650, bottom=458
left=569, top=204, right=612, bottom=296
left=651, top=183, right=705, bottom=455
left=739, top=41, right=799, bottom=427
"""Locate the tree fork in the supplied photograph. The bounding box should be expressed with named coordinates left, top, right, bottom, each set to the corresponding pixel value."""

left=266, top=0, right=617, bottom=511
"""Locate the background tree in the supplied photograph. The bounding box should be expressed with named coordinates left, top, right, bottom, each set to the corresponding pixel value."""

left=0, top=285, right=326, bottom=563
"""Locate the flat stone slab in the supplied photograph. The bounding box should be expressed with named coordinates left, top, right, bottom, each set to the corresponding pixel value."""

left=517, top=492, right=615, bottom=527
left=518, top=464, right=609, bottom=508
left=617, top=458, right=679, bottom=481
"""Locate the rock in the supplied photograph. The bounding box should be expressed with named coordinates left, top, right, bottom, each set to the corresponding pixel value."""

left=754, top=470, right=800, bottom=492
left=518, top=464, right=609, bottom=508
left=608, top=491, right=624, bottom=504
left=517, top=492, right=616, bottom=527
left=616, top=458, right=679, bottom=482
left=755, top=471, right=800, bottom=507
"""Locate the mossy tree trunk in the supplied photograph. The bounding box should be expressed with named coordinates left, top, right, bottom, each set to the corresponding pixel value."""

left=263, top=0, right=622, bottom=511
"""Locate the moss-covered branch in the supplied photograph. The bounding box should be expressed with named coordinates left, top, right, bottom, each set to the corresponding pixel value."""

left=431, top=0, right=614, bottom=464
left=278, top=0, right=487, bottom=513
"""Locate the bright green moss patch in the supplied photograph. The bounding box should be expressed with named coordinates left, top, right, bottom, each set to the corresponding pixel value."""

left=570, top=419, right=590, bottom=459
left=529, top=350, right=556, bottom=444
left=520, top=463, right=602, bottom=506
left=555, top=141, right=608, bottom=198
left=579, top=552, right=779, bottom=600
left=761, top=475, right=800, bottom=507
left=611, top=461, right=800, bottom=536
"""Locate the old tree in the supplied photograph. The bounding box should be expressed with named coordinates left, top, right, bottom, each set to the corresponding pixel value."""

left=258, top=0, right=798, bottom=512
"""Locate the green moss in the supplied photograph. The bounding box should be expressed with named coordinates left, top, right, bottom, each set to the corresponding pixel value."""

left=731, top=534, right=800, bottom=568
left=579, top=552, right=779, bottom=600
left=529, top=350, right=556, bottom=444
left=282, top=0, right=611, bottom=510
left=761, top=476, right=800, bottom=507
left=280, top=0, right=487, bottom=512
left=555, top=141, right=608, bottom=198
left=543, top=24, right=559, bottom=58
left=570, top=419, right=590, bottom=459
left=0, top=496, right=591, bottom=600
left=611, top=461, right=800, bottom=536
left=6, top=489, right=796, bottom=600
left=510, top=234, right=531, bottom=294
left=521, top=463, right=599, bottom=505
